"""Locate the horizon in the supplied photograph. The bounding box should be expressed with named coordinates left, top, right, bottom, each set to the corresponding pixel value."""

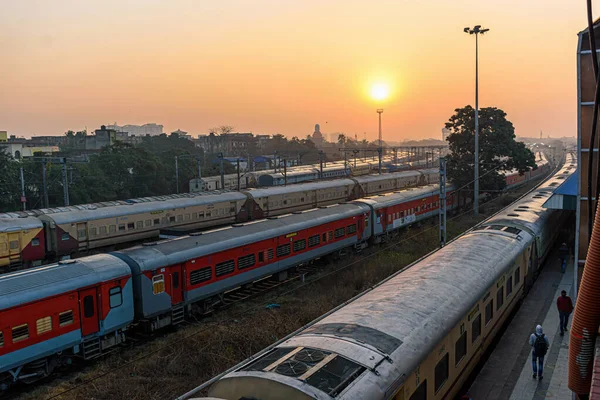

left=0, top=1, right=585, bottom=141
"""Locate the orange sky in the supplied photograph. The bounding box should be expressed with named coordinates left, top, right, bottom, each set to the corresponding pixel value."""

left=0, top=0, right=587, bottom=141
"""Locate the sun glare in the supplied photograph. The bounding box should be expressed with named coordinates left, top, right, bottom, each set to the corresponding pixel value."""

left=370, top=83, right=390, bottom=101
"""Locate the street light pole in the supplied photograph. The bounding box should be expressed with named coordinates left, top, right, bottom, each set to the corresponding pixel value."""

left=377, top=109, right=383, bottom=175
left=464, top=25, right=489, bottom=216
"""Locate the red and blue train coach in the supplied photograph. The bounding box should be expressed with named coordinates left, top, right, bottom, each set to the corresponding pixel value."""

left=0, top=254, right=134, bottom=389
left=113, top=203, right=372, bottom=331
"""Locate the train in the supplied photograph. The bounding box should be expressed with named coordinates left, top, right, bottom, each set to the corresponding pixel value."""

left=0, top=153, right=553, bottom=391
left=190, top=152, right=573, bottom=400
left=0, top=168, right=440, bottom=271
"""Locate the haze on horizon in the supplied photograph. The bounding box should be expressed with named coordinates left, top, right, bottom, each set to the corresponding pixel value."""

left=0, top=0, right=584, bottom=141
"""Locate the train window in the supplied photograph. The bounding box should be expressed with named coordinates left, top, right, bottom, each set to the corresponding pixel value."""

left=258, top=252, right=264, bottom=263
left=267, top=249, right=274, bottom=260
left=455, top=331, right=467, bottom=367
left=154, top=219, right=160, bottom=225
left=0, top=331, right=3, bottom=347
left=216, top=260, right=235, bottom=276
left=0, top=243, right=6, bottom=251
left=472, top=314, right=481, bottom=343
left=119, top=224, right=126, bottom=232
left=153, top=275, right=165, bottom=294
left=177, top=215, right=183, bottom=223
left=184, top=214, right=190, bottom=221
left=190, top=267, right=212, bottom=284
left=238, top=254, right=256, bottom=269
left=514, top=267, right=520, bottom=285
left=83, top=295, right=95, bottom=318
left=59, top=310, right=74, bottom=327
left=301, top=197, right=304, bottom=202
left=309, top=235, right=320, bottom=247
left=127, top=223, right=134, bottom=230
left=400, top=211, right=405, bottom=218
left=485, top=300, right=493, bottom=326
left=346, top=224, right=357, bottom=234
left=109, top=225, right=116, bottom=234
left=497, top=287, right=504, bottom=310
left=137, top=221, right=144, bottom=229
left=145, top=220, right=152, bottom=227
left=78, top=229, right=86, bottom=239
left=334, top=228, right=345, bottom=239
left=61, top=233, right=70, bottom=241
left=322, top=233, right=327, bottom=242
left=169, top=216, right=176, bottom=223
left=434, top=353, right=449, bottom=393
left=507, top=276, right=513, bottom=297
left=89, top=228, right=97, bottom=237
left=304, top=354, right=366, bottom=397
left=276, top=244, right=291, bottom=257
left=109, top=286, right=123, bottom=308
left=36, top=316, right=52, bottom=335
left=192, top=213, right=198, bottom=220
left=206, top=212, right=211, bottom=217
left=293, top=239, right=306, bottom=252
left=31, top=238, right=40, bottom=246
left=12, top=324, right=29, bottom=343
left=328, top=232, right=333, bottom=241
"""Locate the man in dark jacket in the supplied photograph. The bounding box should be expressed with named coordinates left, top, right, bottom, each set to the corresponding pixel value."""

left=557, top=290, right=574, bottom=336
left=559, top=243, right=569, bottom=273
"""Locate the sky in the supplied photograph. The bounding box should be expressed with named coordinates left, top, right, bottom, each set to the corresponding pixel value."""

left=0, top=0, right=588, bottom=141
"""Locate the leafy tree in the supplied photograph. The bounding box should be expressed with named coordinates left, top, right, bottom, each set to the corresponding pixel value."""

left=445, top=105, right=536, bottom=199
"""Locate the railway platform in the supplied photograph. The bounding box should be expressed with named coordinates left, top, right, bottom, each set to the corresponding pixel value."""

left=467, top=252, right=575, bottom=400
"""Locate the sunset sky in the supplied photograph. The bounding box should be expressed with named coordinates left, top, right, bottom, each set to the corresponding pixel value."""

left=0, top=0, right=587, bottom=141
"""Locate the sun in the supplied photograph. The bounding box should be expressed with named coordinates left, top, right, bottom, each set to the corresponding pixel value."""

left=370, top=83, right=390, bottom=101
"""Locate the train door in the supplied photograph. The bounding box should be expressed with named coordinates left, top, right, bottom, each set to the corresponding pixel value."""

left=170, top=265, right=184, bottom=305
left=79, top=288, right=100, bottom=336
left=7, top=232, right=20, bottom=262
left=77, top=223, right=87, bottom=250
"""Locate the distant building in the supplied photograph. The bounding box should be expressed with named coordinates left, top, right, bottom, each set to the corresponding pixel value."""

left=106, top=122, right=163, bottom=136
left=171, top=129, right=192, bottom=140
left=194, top=132, right=256, bottom=156
left=312, top=124, right=325, bottom=146
left=0, top=138, right=59, bottom=159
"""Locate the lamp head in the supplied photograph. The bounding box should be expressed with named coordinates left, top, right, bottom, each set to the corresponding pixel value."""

left=464, top=27, right=470, bottom=33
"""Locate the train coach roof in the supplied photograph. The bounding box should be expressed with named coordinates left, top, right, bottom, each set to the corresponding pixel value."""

left=244, top=179, right=356, bottom=197
left=0, top=217, right=43, bottom=232
left=37, top=192, right=247, bottom=225
left=0, top=254, right=131, bottom=310
left=115, top=203, right=371, bottom=272
left=353, top=184, right=451, bottom=208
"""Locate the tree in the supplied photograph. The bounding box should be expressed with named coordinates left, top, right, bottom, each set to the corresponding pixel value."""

left=337, top=133, right=347, bottom=146
left=445, top=105, right=536, bottom=197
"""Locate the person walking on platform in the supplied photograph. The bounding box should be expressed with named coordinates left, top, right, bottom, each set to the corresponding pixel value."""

left=529, top=324, right=549, bottom=380
left=559, top=242, right=569, bottom=273
left=557, top=290, right=574, bottom=336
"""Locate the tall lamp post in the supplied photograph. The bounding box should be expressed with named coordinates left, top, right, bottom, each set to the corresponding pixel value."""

left=377, top=109, right=383, bottom=175
left=464, top=25, right=489, bottom=216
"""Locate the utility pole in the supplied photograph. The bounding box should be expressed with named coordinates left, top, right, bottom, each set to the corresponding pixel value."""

left=319, top=151, right=324, bottom=180
left=218, top=153, right=225, bottom=190
left=42, top=160, right=49, bottom=208
left=175, top=156, right=179, bottom=194
left=20, top=167, right=26, bottom=211
left=283, top=159, right=287, bottom=186
left=439, top=157, right=447, bottom=248
left=237, top=158, right=241, bottom=191
left=61, top=158, right=69, bottom=206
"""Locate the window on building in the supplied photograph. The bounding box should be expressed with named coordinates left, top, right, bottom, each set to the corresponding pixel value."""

left=153, top=275, right=165, bottom=294
left=12, top=324, right=29, bottom=343
left=127, top=222, right=135, bottom=230
left=485, top=300, right=494, bottom=326
left=190, top=267, right=212, bottom=285
left=507, top=276, right=513, bottom=297
left=293, top=239, right=306, bottom=252
left=36, top=316, right=52, bottom=335
left=455, top=331, right=467, bottom=367
left=109, top=286, right=123, bottom=308
left=497, top=286, right=504, bottom=310
left=472, top=314, right=482, bottom=343
left=83, top=295, right=95, bottom=318
left=434, top=353, right=449, bottom=393
left=59, top=310, right=74, bottom=327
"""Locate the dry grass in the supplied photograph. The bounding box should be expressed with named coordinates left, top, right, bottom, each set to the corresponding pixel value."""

left=20, top=187, right=530, bottom=400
